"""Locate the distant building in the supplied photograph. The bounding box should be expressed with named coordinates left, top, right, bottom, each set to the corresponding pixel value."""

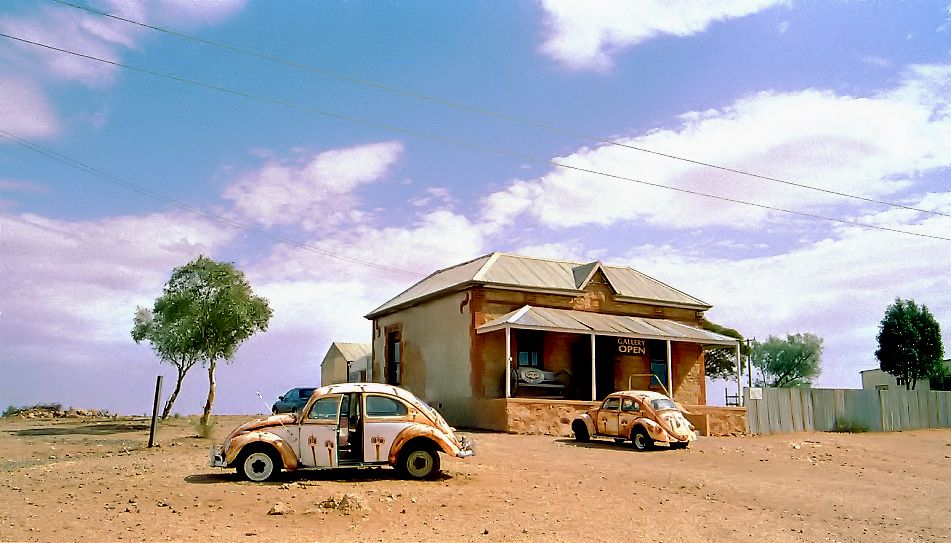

left=363, top=252, right=739, bottom=432
left=861, top=359, right=951, bottom=391
left=860, top=369, right=930, bottom=391
left=320, top=342, right=371, bottom=386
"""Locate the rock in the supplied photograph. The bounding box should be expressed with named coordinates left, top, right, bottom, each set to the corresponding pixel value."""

left=267, top=503, right=293, bottom=515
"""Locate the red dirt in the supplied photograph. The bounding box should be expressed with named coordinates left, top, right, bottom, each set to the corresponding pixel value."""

left=1, top=415, right=949, bottom=542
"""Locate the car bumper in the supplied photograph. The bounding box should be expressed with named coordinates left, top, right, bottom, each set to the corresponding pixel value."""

left=456, top=435, right=476, bottom=458
left=209, top=446, right=228, bottom=468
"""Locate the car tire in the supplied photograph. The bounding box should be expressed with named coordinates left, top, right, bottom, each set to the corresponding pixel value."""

left=571, top=420, right=590, bottom=442
left=236, top=446, right=282, bottom=482
left=398, top=447, right=441, bottom=480
left=670, top=441, right=689, bottom=450
left=631, top=427, right=653, bottom=452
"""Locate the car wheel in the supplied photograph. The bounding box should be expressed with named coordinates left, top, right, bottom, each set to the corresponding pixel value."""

left=631, top=427, right=653, bottom=452
left=237, top=446, right=282, bottom=482
left=399, top=448, right=441, bottom=480
left=571, top=420, right=590, bottom=442
left=670, top=441, right=689, bottom=450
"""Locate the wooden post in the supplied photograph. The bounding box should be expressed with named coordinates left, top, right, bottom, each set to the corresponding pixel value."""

left=148, top=375, right=163, bottom=448
left=590, top=333, right=597, bottom=401
left=735, top=342, right=743, bottom=406
left=666, top=339, right=673, bottom=399
left=504, top=327, right=511, bottom=398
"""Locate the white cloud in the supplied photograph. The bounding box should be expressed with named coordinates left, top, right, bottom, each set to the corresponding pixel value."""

left=0, top=77, right=61, bottom=139
left=624, top=199, right=951, bottom=389
left=0, top=210, right=236, bottom=352
left=0, top=1, right=244, bottom=137
left=481, top=65, right=951, bottom=231
left=222, top=142, right=404, bottom=231
left=538, top=0, right=785, bottom=70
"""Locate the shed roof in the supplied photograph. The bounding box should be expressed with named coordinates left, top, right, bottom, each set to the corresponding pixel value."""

left=476, top=305, right=737, bottom=346
left=329, top=342, right=370, bottom=363
left=366, top=252, right=711, bottom=319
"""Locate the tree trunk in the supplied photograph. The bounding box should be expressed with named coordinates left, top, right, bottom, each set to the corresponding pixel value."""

left=200, top=358, right=217, bottom=430
left=160, top=367, right=187, bottom=419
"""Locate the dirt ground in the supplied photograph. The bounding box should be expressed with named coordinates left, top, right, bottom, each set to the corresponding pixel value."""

left=1, top=415, right=949, bottom=543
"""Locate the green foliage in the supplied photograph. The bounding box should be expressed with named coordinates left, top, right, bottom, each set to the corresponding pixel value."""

left=875, top=298, right=944, bottom=391
left=833, top=418, right=869, bottom=433
left=751, top=333, right=822, bottom=388
left=701, top=319, right=748, bottom=380
left=145, top=255, right=272, bottom=428
left=3, top=403, right=64, bottom=417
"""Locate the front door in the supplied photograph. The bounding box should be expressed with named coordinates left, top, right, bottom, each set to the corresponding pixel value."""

left=596, top=397, right=621, bottom=436
left=299, top=394, right=343, bottom=467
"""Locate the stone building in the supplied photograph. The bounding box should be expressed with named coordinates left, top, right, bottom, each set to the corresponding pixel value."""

left=319, top=342, right=371, bottom=386
left=364, top=253, right=741, bottom=435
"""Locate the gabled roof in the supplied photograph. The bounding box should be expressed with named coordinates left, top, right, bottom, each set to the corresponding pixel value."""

left=365, top=252, right=711, bottom=319
left=328, top=342, right=370, bottom=363
left=477, top=306, right=737, bottom=346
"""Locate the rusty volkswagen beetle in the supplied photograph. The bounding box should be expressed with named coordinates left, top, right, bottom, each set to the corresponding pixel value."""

left=210, top=383, right=474, bottom=481
left=571, top=390, right=697, bottom=451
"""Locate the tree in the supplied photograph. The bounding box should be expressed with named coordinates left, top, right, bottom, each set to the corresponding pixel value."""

left=751, top=333, right=822, bottom=388
left=132, top=306, right=201, bottom=419
left=135, top=255, right=272, bottom=427
left=700, top=319, right=748, bottom=380
left=875, top=298, right=944, bottom=390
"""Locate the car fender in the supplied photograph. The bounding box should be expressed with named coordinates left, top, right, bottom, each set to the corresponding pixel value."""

left=574, top=413, right=596, bottom=436
left=225, top=431, right=299, bottom=471
left=635, top=418, right=670, bottom=442
left=388, top=425, right=458, bottom=464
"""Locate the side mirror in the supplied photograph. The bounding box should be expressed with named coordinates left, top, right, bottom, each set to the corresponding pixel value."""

left=278, top=395, right=285, bottom=401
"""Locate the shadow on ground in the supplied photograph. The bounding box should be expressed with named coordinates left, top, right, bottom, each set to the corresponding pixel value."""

left=185, top=466, right=453, bottom=485
left=12, top=422, right=151, bottom=436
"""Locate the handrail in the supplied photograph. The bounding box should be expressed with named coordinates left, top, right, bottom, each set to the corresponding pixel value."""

left=627, top=373, right=671, bottom=398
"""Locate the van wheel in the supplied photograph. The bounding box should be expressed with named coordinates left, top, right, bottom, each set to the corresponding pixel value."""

left=399, top=448, right=441, bottom=480
left=572, top=420, right=590, bottom=442
left=631, top=427, right=653, bottom=451
left=237, top=446, right=282, bottom=482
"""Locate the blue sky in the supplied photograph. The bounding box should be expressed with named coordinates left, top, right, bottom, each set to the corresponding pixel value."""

left=1, top=1, right=949, bottom=415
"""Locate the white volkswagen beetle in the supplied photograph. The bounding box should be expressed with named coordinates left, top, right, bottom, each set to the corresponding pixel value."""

left=572, top=390, right=697, bottom=451
left=210, top=383, right=475, bottom=481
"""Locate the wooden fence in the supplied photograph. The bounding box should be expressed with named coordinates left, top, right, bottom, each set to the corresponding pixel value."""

left=745, top=387, right=951, bottom=434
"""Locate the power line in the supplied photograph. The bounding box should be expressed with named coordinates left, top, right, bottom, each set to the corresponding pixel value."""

left=0, top=128, right=425, bottom=277
left=46, top=0, right=951, bottom=220
left=2, top=32, right=949, bottom=243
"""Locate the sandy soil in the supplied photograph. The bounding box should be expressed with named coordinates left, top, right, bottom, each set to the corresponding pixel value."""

left=1, top=415, right=949, bottom=543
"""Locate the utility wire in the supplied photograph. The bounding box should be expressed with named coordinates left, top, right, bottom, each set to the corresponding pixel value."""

left=46, top=0, right=951, bottom=220
left=0, top=128, right=425, bottom=277
left=2, top=32, right=949, bottom=243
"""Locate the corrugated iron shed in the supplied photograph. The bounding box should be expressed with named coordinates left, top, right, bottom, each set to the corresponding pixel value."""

left=331, top=342, right=371, bottom=362
left=476, top=305, right=737, bottom=346
left=366, top=252, right=711, bottom=319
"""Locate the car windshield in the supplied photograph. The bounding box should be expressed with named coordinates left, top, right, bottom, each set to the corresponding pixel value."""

left=651, top=398, right=678, bottom=411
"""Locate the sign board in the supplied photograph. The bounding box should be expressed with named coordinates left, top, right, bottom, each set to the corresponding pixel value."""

left=749, top=387, right=763, bottom=400
left=616, top=337, right=646, bottom=355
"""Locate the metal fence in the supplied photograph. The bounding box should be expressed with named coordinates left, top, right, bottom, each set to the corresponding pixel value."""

left=745, top=387, right=951, bottom=434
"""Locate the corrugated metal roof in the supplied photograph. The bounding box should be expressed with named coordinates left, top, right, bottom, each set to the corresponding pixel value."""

left=332, top=342, right=371, bottom=362
left=366, top=252, right=710, bottom=318
left=476, top=305, right=737, bottom=346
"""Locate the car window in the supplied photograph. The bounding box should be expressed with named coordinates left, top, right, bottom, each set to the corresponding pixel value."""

left=651, top=398, right=677, bottom=411
left=299, top=388, right=316, bottom=400
left=308, top=397, right=340, bottom=420
left=601, top=397, right=620, bottom=411
left=365, top=395, right=408, bottom=417
left=621, top=398, right=639, bottom=412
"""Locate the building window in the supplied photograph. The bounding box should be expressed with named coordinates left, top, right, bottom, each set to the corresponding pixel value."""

left=516, top=330, right=543, bottom=368
left=386, top=330, right=401, bottom=385
left=648, top=340, right=667, bottom=387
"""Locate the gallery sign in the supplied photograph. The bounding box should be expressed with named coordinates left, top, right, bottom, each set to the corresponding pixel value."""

left=616, top=337, right=646, bottom=355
